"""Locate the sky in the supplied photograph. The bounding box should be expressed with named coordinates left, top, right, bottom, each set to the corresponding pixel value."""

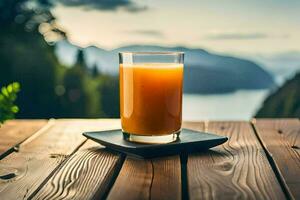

left=52, top=0, right=300, bottom=55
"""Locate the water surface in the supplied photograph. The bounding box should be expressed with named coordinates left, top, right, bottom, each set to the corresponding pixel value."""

left=183, top=89, right=269, bottom=121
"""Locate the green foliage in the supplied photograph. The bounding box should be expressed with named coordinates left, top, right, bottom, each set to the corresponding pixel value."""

left=0, top=0, right=120, bottom=119
left=0, top=25, right=63, bottom=118
left=75, top=49, right=87, bottom=69
left=0, top=82, right=20, bottom=123
left=59, top=64, right=102, bottom=117
left=98, top=75, right=120, bottom=118
left=91, top=64, right=100, bottom=77
left=256, top=72, right=300, bottom=118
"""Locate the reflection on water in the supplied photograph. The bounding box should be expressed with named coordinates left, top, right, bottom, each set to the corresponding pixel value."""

left=183, top=89, right=270, bottom=121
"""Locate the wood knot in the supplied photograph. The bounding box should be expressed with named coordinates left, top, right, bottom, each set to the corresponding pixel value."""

left=0, top=173, right=16, bottom=180
left=222, top=162, right=232, bottom=171
left=216, top=162, right=232, bottom=171
left=220, top=126, right=226, bottom=130
left=49, top=153, right=67, bottom=159
left=0, top=167, right=19, bottom=181
left=277, top=129, right=283, bottom=134
left=291, top=145, right=299, bottom=149
left=13, top=145, right=20, bottom=152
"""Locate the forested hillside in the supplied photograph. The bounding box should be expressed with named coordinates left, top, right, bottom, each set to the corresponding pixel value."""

left=256, top=72, right=300, bottom=118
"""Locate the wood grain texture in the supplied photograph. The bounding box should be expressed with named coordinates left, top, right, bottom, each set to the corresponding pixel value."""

left=0, top=119, right=120, bottom=200
left=106, top=122, right=199, bottom=200
left=0, top=120, right=47, bottom=157
left=33, top=140, right=123, bottom=200
left=253, top=119, right=300, bottom=200
left=107, top=156, right=181, bottom=200
left=187, top=121, right=286, bottom=200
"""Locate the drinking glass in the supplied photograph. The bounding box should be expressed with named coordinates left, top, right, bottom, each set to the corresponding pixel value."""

left=119, top=52, right=184, bottom=143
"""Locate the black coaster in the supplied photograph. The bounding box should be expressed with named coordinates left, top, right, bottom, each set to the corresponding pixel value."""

left=83, top=128, right=228, bottom=159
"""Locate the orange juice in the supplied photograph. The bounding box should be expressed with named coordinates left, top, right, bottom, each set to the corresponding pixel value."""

left=120, top=63, right=183, bottom=136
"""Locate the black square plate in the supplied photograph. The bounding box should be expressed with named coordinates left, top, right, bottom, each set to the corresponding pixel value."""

left=83, top=128, right=228, bottom=159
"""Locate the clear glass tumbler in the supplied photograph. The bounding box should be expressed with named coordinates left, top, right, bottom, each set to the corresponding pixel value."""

left=119, top=52, right=184, bottom=143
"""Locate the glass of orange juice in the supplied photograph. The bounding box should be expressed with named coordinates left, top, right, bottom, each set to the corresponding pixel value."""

left=119, top=52, right=184, bottom=144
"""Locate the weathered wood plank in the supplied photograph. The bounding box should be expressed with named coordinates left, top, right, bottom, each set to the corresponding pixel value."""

left=0, top=120, right=47, bottom=158
left=0, top=119, right=119, bottom=200
left=32, top=140, right=123, bottom=200
left=187, top=121, right=286, bottom=200
left=107, top=155, right=181, bottom=200
left=106, top=123, right=202, bottom=200
left=253, top=119, right=300, bottom=200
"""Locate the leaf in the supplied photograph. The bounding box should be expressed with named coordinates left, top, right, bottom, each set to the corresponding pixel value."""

left=11, top=106, right=19, bottom=113
left=1, top=87, right=8, bottom=97
left=7, top=84, right=13, bottom=93
left=12, top=82, right=20, bottom=91
left=0, top=82, right=21, bottom=124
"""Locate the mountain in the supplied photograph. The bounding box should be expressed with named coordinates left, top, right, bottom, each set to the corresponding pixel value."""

left=255, top=72, right=300, bottom=118
left=55, top=40, right=275, bottom=94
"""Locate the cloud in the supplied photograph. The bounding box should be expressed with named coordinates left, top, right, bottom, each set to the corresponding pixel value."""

left=58, top=0, right=148, bottom=13
left=129, top=30, right=165, bottom=38
left=206, top=32, right=268, bottom=40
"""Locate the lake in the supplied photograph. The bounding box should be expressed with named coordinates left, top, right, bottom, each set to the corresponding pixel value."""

left=183, top=89, right=270, bottom=121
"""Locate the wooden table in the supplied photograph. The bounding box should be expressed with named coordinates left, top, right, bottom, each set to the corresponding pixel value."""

left=0, top=119, right=299, bottom=200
